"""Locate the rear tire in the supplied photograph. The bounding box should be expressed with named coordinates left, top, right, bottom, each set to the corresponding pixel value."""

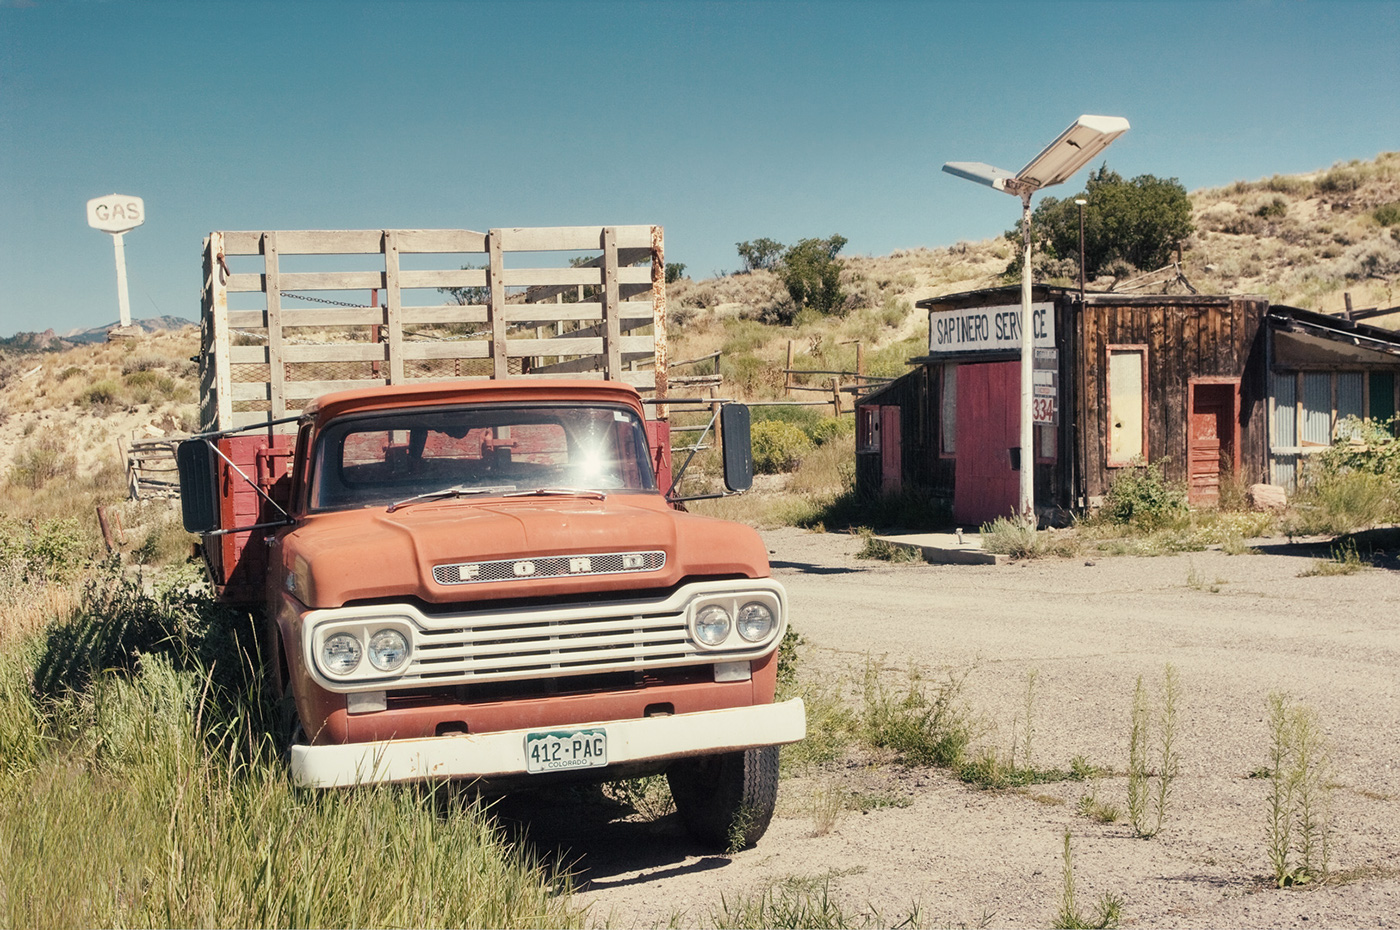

left=667, top=746, right=779, bottom=850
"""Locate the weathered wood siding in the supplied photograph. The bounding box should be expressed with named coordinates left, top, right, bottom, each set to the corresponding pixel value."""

left=1078, top=296, right=1268, bottom=499
left=854, top=365, right=953, bottom=500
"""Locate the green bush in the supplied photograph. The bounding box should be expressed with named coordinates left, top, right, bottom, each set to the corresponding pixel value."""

left=735, top=238, right=784, bottom=273
left=778, top=235, right=847, bottom=317
left=1097, top=459, right=1188, bottom=529
left=1008, top=166, right=1194, bottom=279
left=806, top=416, right=852, bottom=446
left=0, top=516, right=86, bottom=585
left=980, top=516, right=1039, bottom=559
left=719, top=352, right=768, bottom=394
left=82, top=380, right=122, bottom=408
left=861, top=663, right=974, bottom=768
left=1287, top=416, right=1400, bottom=534
left=1255, top=198, right=1288, bottom=219
left=750, top=420, right=813, bottom=474
left=6, top=435, right=75, bottom=491
left=1373, top=202, right=1400, bottom=227
left=751, top=403, right=822, bottom=428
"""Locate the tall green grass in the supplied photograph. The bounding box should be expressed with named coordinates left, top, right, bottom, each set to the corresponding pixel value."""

left=0, top=572, right=582, bottom=929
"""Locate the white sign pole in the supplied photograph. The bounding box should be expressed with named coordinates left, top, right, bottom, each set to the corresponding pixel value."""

left=86, top=194, right=145, bottom=333
left=112, top=231, right=132, bottom=328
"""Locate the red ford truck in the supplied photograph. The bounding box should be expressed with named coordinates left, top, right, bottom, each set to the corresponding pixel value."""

left=177, top=226, right=804, bottom=847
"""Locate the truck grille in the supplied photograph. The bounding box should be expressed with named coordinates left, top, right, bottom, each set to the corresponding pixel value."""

left=409, top=608, right=693, bottom=682
left=302, top=579, right=786, bottom=692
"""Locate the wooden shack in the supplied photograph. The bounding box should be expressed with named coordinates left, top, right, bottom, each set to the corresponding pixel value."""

left=856, top=285, right=1272, bottom=524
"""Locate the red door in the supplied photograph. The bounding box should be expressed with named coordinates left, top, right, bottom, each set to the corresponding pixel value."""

left=880, top=406, right=902, bottom=492
left=954, top=361, right=1020, bottom=525
left=1188, top=381, right=1239, bottom=507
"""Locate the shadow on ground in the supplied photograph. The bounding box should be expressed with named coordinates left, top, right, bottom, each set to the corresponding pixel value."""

left=486, top=784, right=732, bottom=892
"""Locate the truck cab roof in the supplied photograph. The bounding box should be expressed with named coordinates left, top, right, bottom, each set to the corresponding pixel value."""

left=303, top=379, right=647, bottom=427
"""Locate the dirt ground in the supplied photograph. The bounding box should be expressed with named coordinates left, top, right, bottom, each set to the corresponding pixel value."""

left=497, top=527, right=1400, bottom=928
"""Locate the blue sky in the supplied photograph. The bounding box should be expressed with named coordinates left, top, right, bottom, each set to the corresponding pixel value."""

left=2, top=0, right=1397, bottom=337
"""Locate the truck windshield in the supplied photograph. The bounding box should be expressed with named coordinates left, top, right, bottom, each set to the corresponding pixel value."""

left=308, top=403, right=657, bottom=511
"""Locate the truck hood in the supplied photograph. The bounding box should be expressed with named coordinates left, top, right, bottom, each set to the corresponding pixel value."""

left=277, top=494, right=769, bottom=608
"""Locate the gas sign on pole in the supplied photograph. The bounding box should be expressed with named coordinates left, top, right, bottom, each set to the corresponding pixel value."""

left=86, top=194, right=145, bottom=330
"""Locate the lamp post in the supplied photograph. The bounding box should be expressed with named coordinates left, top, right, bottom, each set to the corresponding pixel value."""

left=1075, top=197, right=1087, bottom=304
left=943, top=115, right=1128, bottom=524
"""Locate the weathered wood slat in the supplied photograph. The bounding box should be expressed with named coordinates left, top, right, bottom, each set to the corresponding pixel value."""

left=399, top=269, right=488, bottom=289
left=227, top=308, right=382, bottom=328
left=384, top=230, right=405, bottom=384
left=208, top=231, right=233, bottom=431
left=395, top=229, right=489, bottom=253
left=503, top=300, right=653, bottom=324
left=488, top=231, right=508, bottom=380
left=225, top=271, right=388, bottom=292
left=528, top=351, right=655, bottom=376
left=403, top=306, right=490, bottom=325
left=497, top=266, right=652, bottom=287
left=603, top=227, right=623, bottom=379
left=504, top=334, right=655, bottom=356
left=494, top=225, right=656, bottom=251
left=230, top=344, right=382, bottom=364
left=221, top=229, right=489, bottom=255
left=402, top=342, right=492, bottom=361
left=264, top=233, right=288, bottom=420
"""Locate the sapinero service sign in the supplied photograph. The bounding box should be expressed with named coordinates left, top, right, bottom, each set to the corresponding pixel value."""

left=928, top=303, right=1055, bottom=354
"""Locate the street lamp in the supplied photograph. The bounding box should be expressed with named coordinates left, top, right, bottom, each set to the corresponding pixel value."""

left=1075, top=198, right=1088, bottom=302
left=943, top=115, right=1129, bottom=523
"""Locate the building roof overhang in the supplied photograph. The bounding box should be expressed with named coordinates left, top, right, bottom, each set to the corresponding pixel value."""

left=1269, top=306, right=1400, bottom=365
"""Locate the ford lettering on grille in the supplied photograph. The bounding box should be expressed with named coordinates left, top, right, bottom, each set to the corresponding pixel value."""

left=433, top=550, right=666, bottom=586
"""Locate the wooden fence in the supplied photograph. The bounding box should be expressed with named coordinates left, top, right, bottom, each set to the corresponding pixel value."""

left=119, top=435, right=184, bottom=499
left=201, top=226, right=667, bottom=432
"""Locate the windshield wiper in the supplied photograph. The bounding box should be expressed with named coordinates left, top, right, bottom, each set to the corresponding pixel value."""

left=386, top=485, right=516, bottom=513
left=502, top=487, right=608, bottom=501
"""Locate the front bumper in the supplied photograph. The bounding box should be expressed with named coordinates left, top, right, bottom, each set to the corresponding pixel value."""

left=290, top=697, right=806, bottom=787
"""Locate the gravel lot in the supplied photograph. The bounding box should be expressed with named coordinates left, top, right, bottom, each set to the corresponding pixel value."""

left=504, top=527, right=1400, bottom=928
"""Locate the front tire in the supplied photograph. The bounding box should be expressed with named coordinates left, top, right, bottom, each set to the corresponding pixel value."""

left=667, top=746, right=779, bottom=850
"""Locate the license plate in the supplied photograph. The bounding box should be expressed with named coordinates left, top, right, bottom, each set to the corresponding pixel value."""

left=525, top=728, right=608, bottom=774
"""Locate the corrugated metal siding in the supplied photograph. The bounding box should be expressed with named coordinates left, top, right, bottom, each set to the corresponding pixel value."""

left=1272, top=454, right=1297, bottom=489
left=1270, top=371, right=1297, bottom=447
left=1301, top=373, right=1332, bottom=445
left=1337, top=372, right=1364, bottom=422
left=1337, top=372, right=1364, bottom=438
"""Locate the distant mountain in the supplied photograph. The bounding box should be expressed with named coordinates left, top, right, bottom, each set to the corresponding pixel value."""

left=64, top=316, right=196, bottom=343
left=3, top=316, right=196, bottom=352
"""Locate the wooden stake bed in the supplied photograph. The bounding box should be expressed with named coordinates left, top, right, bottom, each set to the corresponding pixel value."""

left=199, top=226, right=667, bottom=433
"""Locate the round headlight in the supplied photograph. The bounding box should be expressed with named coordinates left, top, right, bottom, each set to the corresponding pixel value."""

left=368, top=628, right=410, bottom=672
left=695, top=605, right=732, bottom=646
left=322, top=632, right=362, bottom=675
left=737, top=602, right=776, bottom=642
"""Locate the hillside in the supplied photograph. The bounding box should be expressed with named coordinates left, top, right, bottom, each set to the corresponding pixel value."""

left=1, top=152, right=1396, bottom=484
left=665, top=151, right=1400, bottom=393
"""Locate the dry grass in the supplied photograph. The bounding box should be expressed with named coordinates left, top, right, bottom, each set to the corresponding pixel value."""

left=1187, top=151, right=1400, bottom=313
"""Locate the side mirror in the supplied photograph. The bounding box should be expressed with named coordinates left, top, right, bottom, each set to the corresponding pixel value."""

left=720, top=404, right=753, bottom=493
left=177, top=440, right=220, bottom=533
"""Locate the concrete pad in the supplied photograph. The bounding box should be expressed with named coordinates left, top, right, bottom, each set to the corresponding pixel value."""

left=872, top=532, right=1008, bottom=565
